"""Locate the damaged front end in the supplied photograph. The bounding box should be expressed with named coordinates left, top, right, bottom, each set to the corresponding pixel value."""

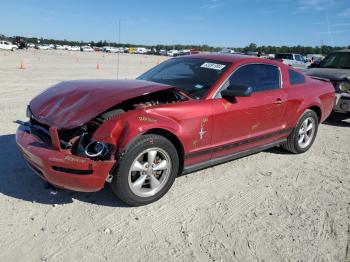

left=15, top=87, right=188, bottom=192
left=19, top=106, right=117, bottom=162
left=30, top=88, right=186, bottom=159
left=15, top=116, right=116, bottom=192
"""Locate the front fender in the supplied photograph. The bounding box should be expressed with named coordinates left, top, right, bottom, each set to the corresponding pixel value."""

left=92, top=110, right=182, bottom=151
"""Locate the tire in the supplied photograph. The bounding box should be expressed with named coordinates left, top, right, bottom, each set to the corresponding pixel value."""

left=110, top=134, right=179, bottom=206
left=282, top=109, right=319, bottom=154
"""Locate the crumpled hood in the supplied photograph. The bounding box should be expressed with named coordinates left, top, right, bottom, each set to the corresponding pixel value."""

left=30, top=80, right=173, bottom=129
left=306, top=68, right=350, bottom=81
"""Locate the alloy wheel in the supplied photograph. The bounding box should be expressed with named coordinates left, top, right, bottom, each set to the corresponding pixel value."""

left=298, top=117, right=316, bottom=148
left=128, top=147, right=172, bottom=198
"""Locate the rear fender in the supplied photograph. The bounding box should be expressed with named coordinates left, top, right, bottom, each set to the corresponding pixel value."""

left=290, top=99, right=322, bottom=127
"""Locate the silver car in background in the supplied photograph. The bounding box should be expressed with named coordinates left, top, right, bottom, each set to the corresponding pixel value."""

left=275, top=53, right=309, bottom=70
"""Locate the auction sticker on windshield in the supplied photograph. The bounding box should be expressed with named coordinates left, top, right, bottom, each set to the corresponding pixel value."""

left=200, top=62, right=226, bottom=70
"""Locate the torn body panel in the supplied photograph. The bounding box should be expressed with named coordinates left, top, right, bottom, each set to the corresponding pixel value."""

left=92, top=99, right=214, bottom=166
left=29, top=80, right=179, bottom=129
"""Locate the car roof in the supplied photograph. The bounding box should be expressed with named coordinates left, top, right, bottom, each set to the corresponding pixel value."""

left=276, top=53, right=300, bottom=55
left=177, top=53, right=284, bottom=67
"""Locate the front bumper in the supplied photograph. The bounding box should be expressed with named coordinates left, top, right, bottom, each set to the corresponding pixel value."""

left=16, top=125, right=116, bottom=192
left=334, top=93, right=350, bottom=113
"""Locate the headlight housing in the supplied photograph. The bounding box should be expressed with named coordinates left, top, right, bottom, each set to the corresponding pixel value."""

left=85, top=141, right=110, bottom=158
left=73, top=133, right=114, bottom=160
left=338, top=81, right=350, bottom=93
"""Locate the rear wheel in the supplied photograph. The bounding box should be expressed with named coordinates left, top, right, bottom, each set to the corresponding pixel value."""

left=282, top=109, right=318, bottom=154
left=110, top=134, right=179, bottom=206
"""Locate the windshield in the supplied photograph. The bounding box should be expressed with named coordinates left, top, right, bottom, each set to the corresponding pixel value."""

left=138, top=57, right=231, bottom=99
left=319, top=52, right=350, bottom=69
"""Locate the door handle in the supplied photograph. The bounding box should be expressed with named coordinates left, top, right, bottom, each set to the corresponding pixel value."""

left=275, top=98, right=284, bottom=105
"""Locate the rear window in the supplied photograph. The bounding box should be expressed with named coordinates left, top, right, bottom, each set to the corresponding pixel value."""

left=289, top=69, right=305, bottom=85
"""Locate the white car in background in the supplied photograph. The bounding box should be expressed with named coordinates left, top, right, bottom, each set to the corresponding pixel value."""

left=118, top=47, right=125, bottom=53
left=219, top=48, right=235, bottom=54
left=55, top=45, right=65, bottom=50
left=63, top=45, right=72, bottom=50
left=70, top=46, right=80, bottom=51
left=0, top=41, right=18, bottom=51
left=37, top=45, right=51, bottom=50
left=136, top=47, right=147, bottom=54
left=275, top=53, right=309, bottom=70
left=167, top=49, right=178, bottom=56
left=103, top=46, right=118, bottom=53
left=81, top=46, right=94, bottom=52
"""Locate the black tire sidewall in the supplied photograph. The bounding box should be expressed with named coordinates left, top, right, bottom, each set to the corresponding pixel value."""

left=292, top=110, right=319, bottom=153
left=111, top=134, right=179, bottom=206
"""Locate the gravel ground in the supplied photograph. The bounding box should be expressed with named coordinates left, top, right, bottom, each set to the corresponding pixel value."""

left=0, top=49, right=349, bottom=262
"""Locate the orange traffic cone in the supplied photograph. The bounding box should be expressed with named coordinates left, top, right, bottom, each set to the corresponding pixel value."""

left=19, top=60, right=26, bottom=69
left=96, top=63, right=100, bottom=70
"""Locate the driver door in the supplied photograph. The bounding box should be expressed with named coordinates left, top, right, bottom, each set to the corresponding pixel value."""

left=211, top=63, right=287, bottom=160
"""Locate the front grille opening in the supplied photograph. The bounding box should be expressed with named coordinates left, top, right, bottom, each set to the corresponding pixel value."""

left=30, top=118, right=52, bottom=145
left=52, top=166, right=93, bottom=175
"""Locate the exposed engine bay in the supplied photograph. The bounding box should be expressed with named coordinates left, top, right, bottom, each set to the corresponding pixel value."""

left=28, top=89, right=187, bottom=161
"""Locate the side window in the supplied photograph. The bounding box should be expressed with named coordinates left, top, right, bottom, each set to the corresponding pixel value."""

left=288, top=69, right=305, bottom=85
left=295, top=55, right=302, bottom=62
left=228, top=64, right=280, bottom=92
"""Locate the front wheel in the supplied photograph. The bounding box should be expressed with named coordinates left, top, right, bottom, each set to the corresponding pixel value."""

left=110, top=134, right=179, bottom=206
left=282, top=109, right=319, bottom=154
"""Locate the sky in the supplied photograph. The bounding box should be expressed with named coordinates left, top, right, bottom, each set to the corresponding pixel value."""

left=0, top=0, right=349, bottom=47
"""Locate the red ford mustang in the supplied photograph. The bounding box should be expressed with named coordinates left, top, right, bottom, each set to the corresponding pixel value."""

left=16, top=54, right=335, bottom=206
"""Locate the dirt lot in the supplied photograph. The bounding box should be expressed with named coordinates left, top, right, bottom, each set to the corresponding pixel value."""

left=0, top=49, right=349, bottom=262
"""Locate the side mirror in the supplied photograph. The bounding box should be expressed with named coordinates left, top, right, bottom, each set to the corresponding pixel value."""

left=221, top=85, right=253, bottom=101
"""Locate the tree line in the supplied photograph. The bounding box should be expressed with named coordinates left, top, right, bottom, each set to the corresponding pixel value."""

left=1, top=34, right=348, bottom=55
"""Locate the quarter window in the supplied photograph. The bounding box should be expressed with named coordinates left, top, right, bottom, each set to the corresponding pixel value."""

left=288, top=69, right=305, bottom=85
left=228, top=64, right=280, bottom=92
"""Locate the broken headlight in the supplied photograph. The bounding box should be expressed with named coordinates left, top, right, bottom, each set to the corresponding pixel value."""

left=74, top=133, right=114, bottom=160
left=85, top=141, right=109, bottom=158
left=338, top=81, right=350, bottom=93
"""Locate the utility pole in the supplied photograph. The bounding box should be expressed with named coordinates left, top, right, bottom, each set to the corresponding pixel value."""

left=117, top=20, right=121, bottom=80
